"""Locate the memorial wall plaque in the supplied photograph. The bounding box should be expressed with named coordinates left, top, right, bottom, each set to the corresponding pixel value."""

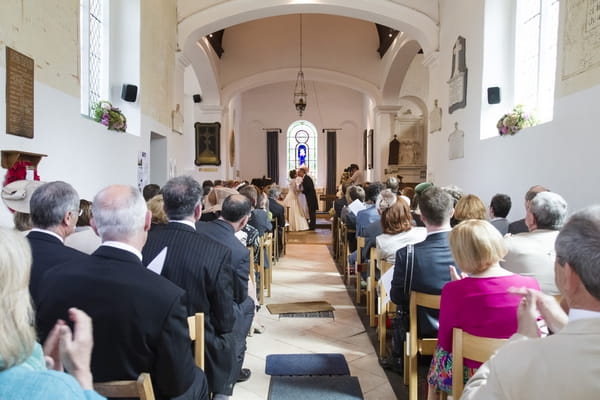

left=6, top=47, right=34, bottom=138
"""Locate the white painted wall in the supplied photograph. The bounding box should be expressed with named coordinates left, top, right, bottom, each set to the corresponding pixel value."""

left=426, top=0, right=600, bottom=222
left=238, top=80, right=365, bottom=189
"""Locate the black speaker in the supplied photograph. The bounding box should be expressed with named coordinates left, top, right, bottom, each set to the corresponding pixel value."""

left=487, top=87, right=501, bottom=104
left=193, top=94, right=202, bottom=103
left=121, top=84, right=138, bottom=102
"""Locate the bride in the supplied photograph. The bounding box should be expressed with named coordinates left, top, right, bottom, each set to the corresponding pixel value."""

left=283, top=169, right=309, bottom=231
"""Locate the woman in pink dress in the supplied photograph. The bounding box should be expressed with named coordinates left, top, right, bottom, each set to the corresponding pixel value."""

left=426, top=219, right=540, bottom=399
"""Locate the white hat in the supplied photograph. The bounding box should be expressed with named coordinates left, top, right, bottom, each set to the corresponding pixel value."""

left=1, top=180, right=45, bottom=213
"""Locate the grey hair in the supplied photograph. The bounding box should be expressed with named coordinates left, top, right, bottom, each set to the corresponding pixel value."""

left=92, top=185, right=147, bottom=241
left=161, top=176, right=203, bottom=220
left=555, top=206, right=600, bottom=301
left=30, top=181, right=79, bottom=229
left=268, top=185, right=281, bottom=198
left=530, top=192, right=567, bottom=230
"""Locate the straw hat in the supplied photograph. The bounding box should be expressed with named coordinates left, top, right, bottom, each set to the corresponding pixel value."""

left=1, top=180, right=45, bottom=213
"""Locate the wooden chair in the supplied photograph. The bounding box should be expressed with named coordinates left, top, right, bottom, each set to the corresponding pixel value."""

left=283, top=206, right=290, bottom=255
left=355, top=236, right=366, bottom=303
left=368, top=247, right=378, bottom=327
left=259, top=232, right=273, bottom=298
left=187, top=312, right=205, bottom=370
left=272, top=217, right=280, bottom=263
left=451, top=328, right=507, bottom=399
left=377, top=260, right=395, bottom=357
left=337, top=219, right=346, bottom=268
left=252, top=243, right=265, bottom=304
left=407, top=291, right=441, bottom=400
left=94, top=373, right=155, bottom=400
left=344, top=227, right=356, bottom=284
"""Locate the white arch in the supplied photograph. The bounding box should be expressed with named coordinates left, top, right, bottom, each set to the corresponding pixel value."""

left=221, top=67, right=382, bottom=107
left=179, top=0, right=439, bottom=105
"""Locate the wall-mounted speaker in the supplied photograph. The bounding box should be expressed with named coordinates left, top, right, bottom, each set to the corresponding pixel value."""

left=121, top=84, right=138, bottom=102
left=487, top=87, right=501, bottom=104
left=193, top=94, right=202, bottom=103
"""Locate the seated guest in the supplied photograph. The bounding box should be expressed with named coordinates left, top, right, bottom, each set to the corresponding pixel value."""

left=390, top=187, right=456, bottom=373
left=142, top=176, right=236, bottom=399
left=142, top=183, right=161, bottom=201
left=334, top=183, right=349, bottom=218
left=453, top=194, right=487, bottom=226
left=356, top=182, right=385, bottom=237
left=1, top=179, right=45, bottom=233
left=426, top=220, right=539, bottom=399
left=410, top=182, right=434, bottom=227
left=65, top=199, right=102, bottom=254
left=501, top=192, right=567, bottom=294
left=489, top=193, right=512, bottom=235
left=341, top=185, right=365, bottom=253
left=27, top=181, right=87, bottom=307
left=508, top=185, right=548, bottom=234
left=196, top=194, right=255, bottom=389
left=146, top=194, right=169, bottom=228
left=36, top=185, right=208, bottom=400
left=385, top=176, right=400, bottom=194
left=462, top=206, right=600, bottom=399
left=0, top=228, right=105, bottom=400
left=268, top=185, right=285, bottom=256
left=239, top=185, right=272, bottom=236
left=376, top=192, right=426, bottom=263
left=201, top=187, right=238, bottom=222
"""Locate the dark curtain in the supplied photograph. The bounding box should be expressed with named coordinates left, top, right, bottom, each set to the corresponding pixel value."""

left=267, top=130, right=279, bottom=184
left=326, top=130, right=337, bottom=211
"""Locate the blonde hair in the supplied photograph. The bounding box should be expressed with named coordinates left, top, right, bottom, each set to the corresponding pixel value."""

left=0, top=228, right=35, bottom=370
left=449, top=220, right=507, bottom=274
left=454, top=194, right=487, bottom=222
left=147, top=194, right=168, bottom=225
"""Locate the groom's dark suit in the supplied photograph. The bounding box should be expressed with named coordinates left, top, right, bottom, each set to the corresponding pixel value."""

left=301, top=174, right=319, bottom=229
left=142, top=222, right=236, bottom=395
left=36, top=245, right=206, bottom=400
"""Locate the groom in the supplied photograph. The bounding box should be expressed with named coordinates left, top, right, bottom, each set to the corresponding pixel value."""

left=298, top=166, right=318, bottom=230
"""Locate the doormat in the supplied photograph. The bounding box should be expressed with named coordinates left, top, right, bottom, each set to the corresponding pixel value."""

left=265, top=353, right=350, bottom=376
left=279, top=311, right=334, bottom=318
left=268, top=375, right=363, bottom=400
left=266, top=301, right=335, bottom=315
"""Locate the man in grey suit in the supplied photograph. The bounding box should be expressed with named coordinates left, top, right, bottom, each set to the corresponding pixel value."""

left=489, top=193, right=512, bottom=235
left=463, top=206, right=600, bottom=399
left=196, top=194, right=255, bottom=391
left=142, top=176, right=236, bottom=398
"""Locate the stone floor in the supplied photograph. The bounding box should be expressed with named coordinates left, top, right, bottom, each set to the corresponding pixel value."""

left=231, top=238, right=398, bottom=399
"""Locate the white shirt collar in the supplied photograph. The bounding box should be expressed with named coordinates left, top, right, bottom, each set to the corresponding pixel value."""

left=101, top=241, right=143, bottom=261
left=30, top=228, right=64, bottom=243
left=169, top=220, right=196, bottom=230
left=569, top=308, right=600, bottom=322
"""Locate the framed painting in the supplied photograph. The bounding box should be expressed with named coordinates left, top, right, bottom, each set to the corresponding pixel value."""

left=194, top=122, right=221, bottom=166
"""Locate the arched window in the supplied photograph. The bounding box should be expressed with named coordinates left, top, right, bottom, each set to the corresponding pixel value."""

left=287, top=120, right=318, bottom=183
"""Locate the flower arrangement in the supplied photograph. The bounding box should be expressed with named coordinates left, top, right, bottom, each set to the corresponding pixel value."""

left=497, top=105, right=537, bottom=136
left=93, top=101, right=127, bottom=132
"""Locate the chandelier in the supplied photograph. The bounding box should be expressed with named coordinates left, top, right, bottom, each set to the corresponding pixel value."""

left=294, top=14, right=307, bottom=116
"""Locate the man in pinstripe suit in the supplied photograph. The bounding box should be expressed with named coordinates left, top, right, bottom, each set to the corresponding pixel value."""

left=142, top=176, right=237, bottom=399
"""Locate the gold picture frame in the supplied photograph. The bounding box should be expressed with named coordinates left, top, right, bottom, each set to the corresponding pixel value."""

left=194, top=122, right=221, bottom=166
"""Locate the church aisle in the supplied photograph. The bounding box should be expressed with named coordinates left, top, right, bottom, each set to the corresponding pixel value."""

left=232, top=243, right=396, bottom=399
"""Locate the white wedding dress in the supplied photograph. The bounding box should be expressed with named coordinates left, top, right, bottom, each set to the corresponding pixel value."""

left=283, top=178, right=309, bottom=231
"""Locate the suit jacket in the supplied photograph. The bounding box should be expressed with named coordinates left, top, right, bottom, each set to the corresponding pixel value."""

left=35, top=246, right=198, bottom=400
left=301, top=175, right=318, bottom=211
left=334, top=197, right=347, bottom=218
left=391, top=231, right=455, bottom=336
left=356, top=205, right=379, bottom=237
left=462, top=318, right=600, bottom=399
left=269, top=197, right=285, bottom=231
left=361, top=219, right=383, bottom=261
left=248, top=208, right=272, bottom=236
left=196, top=219, right=251, bottom=305
left=142, top=222, right=236, bottom=394
left=490, top=217, right=509, bottom=236
left=27, top=230, right=87, bottom=307
left=500, top=229, right=559, bottom=294
left=508, top=218, right=528, bottom=234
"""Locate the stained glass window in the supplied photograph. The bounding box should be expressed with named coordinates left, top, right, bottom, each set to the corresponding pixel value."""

left=287, top=120, right=317, bottom=184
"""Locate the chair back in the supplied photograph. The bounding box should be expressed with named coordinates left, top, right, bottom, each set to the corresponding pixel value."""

left=407, top=291, right=442, bottom=400
left=187, top=312, right=205, bottom=370
left=94, top=373, right=155, bottom=400
left=355, top=236, right=366, bottom=303
left=451, top=328, right=507, bottom=398
left=367, top=247, right=377, bottom=327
